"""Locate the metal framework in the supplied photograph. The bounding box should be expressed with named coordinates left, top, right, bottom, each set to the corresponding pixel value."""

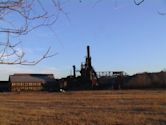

left=97, top=71, right=128, bottom=78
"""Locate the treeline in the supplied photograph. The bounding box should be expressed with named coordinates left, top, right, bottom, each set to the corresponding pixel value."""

left=123, top=71, right=166, bottom=89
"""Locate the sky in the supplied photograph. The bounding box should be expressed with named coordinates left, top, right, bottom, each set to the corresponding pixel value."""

left=0, top=0, right=166, bottom=80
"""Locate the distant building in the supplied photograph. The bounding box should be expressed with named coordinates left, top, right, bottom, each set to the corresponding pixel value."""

left=9, top=74, right=58, bottom=92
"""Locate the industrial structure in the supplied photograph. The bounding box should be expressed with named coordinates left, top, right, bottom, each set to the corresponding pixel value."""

left=80, top=46, right=98, bottom=87
left=57, top=46, right=99, bottom=90
left=0, top=45, right=165, bottom=91
left=58, top=46, right=126, bottom=91
left=0, top=45, right=126, bottom=92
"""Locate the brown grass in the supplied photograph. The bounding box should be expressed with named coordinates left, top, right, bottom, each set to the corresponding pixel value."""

left=0, top=90, right=165, bottom=125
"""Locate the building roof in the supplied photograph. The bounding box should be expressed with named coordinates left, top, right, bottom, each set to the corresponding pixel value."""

left=9, top=74, right=55, bottom=83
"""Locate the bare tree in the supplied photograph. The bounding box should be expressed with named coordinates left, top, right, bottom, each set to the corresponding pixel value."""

left=0, top=0, right=64, bottom=65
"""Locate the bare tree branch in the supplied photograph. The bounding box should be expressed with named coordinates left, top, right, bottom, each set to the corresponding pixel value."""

left=133, top=0, right=166, bottom=15
left=134, top=0, right=144, bottom=6
left=157, top=11, right=166, bottom=16
left=0, top=34, right=57, bottom=65
left=0, top=0, right=62, bottom=65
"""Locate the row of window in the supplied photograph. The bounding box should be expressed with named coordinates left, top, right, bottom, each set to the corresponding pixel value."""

left=12, top=82, right=42, bottom=87
left=12, top=86, right=43, bottom=91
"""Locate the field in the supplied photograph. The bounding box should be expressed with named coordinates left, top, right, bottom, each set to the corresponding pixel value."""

left=0, top=90, right=165, bottom=125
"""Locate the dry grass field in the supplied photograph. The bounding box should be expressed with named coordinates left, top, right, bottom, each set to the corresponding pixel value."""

left=0, top=90, right=165, bottom=125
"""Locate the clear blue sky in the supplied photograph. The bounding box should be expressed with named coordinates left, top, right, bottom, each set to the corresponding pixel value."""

left=0, top=0, right=166, bottom=80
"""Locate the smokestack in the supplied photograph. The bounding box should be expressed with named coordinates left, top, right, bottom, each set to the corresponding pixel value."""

left=86, top=45, right=91, bottom=68
left=73, top=65, right=76, bottom=77
left=87, top=45, right=90, bottom=58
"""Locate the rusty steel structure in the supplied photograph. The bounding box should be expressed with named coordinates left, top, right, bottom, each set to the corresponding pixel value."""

left=97, top=71, right=128, bottom=78
left=79, top=46, right=98, bottom=88
left=59, top=45, right=127, bottom=90
left=59, top=46, right=99, bottom=90
left=52, top=45, right=127, bottom=91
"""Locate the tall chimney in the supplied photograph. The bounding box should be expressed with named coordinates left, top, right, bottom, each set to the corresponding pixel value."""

left=73, top=65, right=76, bottom=77
left=87, top=45, right=90, bottom=58
left=86, top=45, right=91, bottom=69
